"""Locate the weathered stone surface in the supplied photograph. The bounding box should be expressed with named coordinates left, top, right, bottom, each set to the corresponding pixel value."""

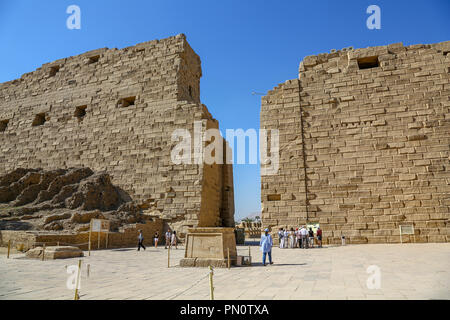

left=25, top=246, right=83, bottom=260
left=180, top=227, right=236, bottom=268
left=0, top=35, right=235, bottom=238
left=179, top=257, right=228, bottom=268
left=0, top=168, right=148, bottom=233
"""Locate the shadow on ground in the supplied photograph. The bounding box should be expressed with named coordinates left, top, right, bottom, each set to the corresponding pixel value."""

left=111, top=248, right=136, bottom=252
left=244, top=240, right=260, bottom=246
left=250, top=262, right=307, bottom=267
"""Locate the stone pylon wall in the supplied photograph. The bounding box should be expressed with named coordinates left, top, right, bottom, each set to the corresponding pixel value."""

left=261, top=41, right=450, bottom=244
left=0, top=34, right=235, bottom=234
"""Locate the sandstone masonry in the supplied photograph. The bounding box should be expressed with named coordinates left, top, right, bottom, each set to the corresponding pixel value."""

left=261, top=41, right=450, bottom=244
left=0, top=34, right=235, bottom=236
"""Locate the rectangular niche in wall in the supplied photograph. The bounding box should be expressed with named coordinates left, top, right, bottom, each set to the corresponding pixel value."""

left=0, top=119, right=9, bottom=132
left=118, top=96, right=136, bottom=108
left=267, top=194, right=281, bottom=201
left=49, top=65, right=60, bottom=77
left=74, top=105, right=87, bottom=121
left=88, top=55, right=100, bottom=64
left=32, top=113, right=46, bottom=127
left=357, top=56, right=379, bottom=69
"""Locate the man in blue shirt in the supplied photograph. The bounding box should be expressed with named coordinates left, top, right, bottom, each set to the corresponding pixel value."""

left=260, top=228, right=273, bottom=266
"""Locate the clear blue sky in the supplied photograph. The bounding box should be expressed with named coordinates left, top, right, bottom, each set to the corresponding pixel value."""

left=1, top=0, right=449, bottom=220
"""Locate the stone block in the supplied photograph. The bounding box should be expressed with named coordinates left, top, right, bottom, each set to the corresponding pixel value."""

left=180, top=227, right=236, bottom=268
left=25, top=246, right=83, bottom=260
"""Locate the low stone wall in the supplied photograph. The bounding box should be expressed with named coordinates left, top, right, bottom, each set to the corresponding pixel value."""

left=237, top=222, right=262, bottom=239
left=0, top=230, right=37, bottom=251
left=0, top=218, right=163, bottom=251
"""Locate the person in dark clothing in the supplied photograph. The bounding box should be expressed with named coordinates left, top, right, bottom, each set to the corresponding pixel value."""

left=308, top=227, right=314, bottom=248
left=154, top=231, right=159, bottom=248
left=137, top=230, right=146, bottom=251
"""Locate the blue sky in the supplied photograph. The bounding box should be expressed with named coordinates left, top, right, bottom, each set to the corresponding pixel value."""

left=1, top=0, right=449, bottom=220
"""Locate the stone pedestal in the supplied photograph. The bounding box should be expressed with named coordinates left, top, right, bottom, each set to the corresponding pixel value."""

left=180, top=227, right=237, bottom=268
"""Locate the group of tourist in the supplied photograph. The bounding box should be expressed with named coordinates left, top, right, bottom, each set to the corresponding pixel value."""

left=259, top=226, right=323, bottom=266
left=277, top=226, right=323, bottom=249
left=137, top=229, right=178, bottom=251
left=139, top=224, right=322, bottom=269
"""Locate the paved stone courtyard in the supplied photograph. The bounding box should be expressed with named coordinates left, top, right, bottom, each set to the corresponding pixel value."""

left=0, top=243, right=449, bottom=300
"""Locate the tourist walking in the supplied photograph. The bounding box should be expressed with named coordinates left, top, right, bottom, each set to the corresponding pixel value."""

left=260, top=228, right=273, bottom=266
left=137, top=230, right=146, bottom=251
left=154, top=231, right=159, bottom=248
left=317, top=227, right=322, bottom=248
left=165, top=229, right=172, bottom=249
left=308, top=227, right=314, bottom=248
left=171, top=230, right=178, bottom=249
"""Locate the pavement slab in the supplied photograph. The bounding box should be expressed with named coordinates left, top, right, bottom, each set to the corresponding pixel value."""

left=0, top=243, right=449, bottom=300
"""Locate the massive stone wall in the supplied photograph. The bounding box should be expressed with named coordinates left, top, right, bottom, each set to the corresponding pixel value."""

left=0, top=34, right=235, bottom=236
left=261, top=41, right=450, bottom=244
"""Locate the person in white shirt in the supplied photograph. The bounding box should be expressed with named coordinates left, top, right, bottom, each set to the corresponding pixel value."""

left=153, top=231, right=159, bottom=248
left=283, top=229, right=288, bottom=249
left=289, top=228, right=295, bottom=248
left=165, top=229, right=172, bottom=249
left=300, top=226, right=308, bottom=249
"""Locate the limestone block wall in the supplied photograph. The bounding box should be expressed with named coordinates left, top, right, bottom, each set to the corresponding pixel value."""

left=261, top=80, right=307, bottom=228
left=261, top=41, right=450, bottom=244
left=0, top=34, right=234, bottom=235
